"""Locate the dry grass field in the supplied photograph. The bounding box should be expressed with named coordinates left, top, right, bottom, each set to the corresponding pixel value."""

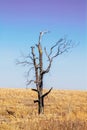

left=0, top=88, right=87, bottom=130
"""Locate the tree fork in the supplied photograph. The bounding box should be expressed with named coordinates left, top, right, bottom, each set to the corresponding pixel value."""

left=32, top=87, right=53, bottom=114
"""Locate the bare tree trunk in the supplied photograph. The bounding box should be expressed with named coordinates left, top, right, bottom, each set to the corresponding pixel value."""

left=38, top=88, right=44, bottom=114
left=33, top=87, right=53, bottom=114
left=37, top=42, right=44, bottom=114
left=34, top=34, right=53, bottom=114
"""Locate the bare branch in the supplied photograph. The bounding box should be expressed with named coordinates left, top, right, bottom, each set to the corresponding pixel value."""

left=32, top=88, right=39, bottom=93
left=26, top=67, right=34, bottom=77
left=42, top=60, right=52, bottom=74
left=38, top=31, right=50, bottom=44
left=40, top=47, right=52, bottom=74
left=34, top=100, right=39, bottom=103
left=50, top=38, right=75, bottom=60
left=43, top=39, right=65, bottom=74
left=42, top=87, right=53, bottom=98
left=31, top=46, right=39, bottom=90
left=44, top=47, right=50, bottom=61
left=26, top=80, right=35, bottom=86
left=16, top=60, right=33, bottom=66
left=25, top=54, right=34, bottom=61
left=48, top=38, right=63, bottom=57
left=43, top=38, right=75, bottom=75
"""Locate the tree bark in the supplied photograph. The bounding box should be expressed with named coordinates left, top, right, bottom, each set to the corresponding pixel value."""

left=38, top=88, right=44, bottom=114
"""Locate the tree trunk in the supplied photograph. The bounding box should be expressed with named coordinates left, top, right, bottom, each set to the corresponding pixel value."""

left=37, top=83, right=43, bottom=114
left=33, top=87, right=53, bottom=114
left=38, top=91, right=44, bottom=114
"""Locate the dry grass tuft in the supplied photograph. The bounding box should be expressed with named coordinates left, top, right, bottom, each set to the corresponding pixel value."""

left=0, top=88, right=87, bottom=130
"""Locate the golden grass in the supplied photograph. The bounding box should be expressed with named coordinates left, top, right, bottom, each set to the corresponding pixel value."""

left=0, top=88, right=87, bottom=130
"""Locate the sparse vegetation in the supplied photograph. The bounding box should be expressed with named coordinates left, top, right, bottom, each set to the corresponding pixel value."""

left=0, top=88, right=87, bottom=130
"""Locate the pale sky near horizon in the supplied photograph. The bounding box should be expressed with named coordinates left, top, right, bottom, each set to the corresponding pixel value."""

left=0, top=0, right=87, bottom=90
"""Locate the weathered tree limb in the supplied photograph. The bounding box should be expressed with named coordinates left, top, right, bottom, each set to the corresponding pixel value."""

left=42, top=37, right=75, bottom=75
left=42, top=87, right=53, bottom=98
left=48, top=38, right=63, bottom=57
left=34, top=100, right=39, bottom=103
left=16, top=60, right=33, bottom=66
left=31, top=46, right=39, bottom=90
left=32, top=88, right=39, bottom=93
left=26, top=80, right=35, bottom=86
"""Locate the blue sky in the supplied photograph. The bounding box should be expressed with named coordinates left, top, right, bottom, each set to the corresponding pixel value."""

left=0, top=0, right=87, bottom=89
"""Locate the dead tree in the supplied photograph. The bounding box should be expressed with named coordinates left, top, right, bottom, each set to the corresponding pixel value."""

left=17, top=31, right=75, bottom=114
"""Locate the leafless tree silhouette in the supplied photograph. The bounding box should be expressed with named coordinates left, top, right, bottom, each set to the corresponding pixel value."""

left=17, top=31, right=76, bottom=114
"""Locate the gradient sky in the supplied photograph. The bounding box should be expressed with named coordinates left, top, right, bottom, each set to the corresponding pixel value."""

left=0, top=0, right=87, bottom=90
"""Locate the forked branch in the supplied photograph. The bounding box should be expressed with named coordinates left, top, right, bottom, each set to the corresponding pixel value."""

left=43, top=37, right=75, bottom=75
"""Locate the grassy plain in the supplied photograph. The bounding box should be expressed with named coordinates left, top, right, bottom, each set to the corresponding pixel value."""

left=0, top=88, right=87, bottom=130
